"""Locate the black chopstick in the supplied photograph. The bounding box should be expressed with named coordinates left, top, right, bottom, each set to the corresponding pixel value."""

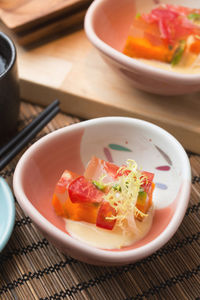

left=0, top=99, right=59, bottom=159
left=0, top=100, right=60, bottom=171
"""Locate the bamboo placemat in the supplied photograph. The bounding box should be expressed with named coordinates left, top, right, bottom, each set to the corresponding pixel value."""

left=0, top=102, right=199, bottom=300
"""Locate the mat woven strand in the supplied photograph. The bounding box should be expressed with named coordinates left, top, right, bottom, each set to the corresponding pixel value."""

left=0, top=102, right=199, bottom=300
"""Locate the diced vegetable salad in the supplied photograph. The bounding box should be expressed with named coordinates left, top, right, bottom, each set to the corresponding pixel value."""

left=52, top=156, right=155, bottom=231
left=123, top=4, right=200, bottom=66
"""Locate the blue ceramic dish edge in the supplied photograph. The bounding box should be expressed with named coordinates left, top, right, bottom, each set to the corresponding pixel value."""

left=0, top=177, right=15, bottom=252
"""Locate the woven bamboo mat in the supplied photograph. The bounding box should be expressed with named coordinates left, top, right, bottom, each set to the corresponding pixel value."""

left=0, top=102, right=200, bottom=300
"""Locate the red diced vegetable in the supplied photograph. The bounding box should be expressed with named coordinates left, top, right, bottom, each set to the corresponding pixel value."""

left=55, top=170, right=79, bottom=194
left=140, top=171, right=154, bottom=193
left=96, top=201, right=116, bottom=230
left=68, top=176, right=103, bottom=203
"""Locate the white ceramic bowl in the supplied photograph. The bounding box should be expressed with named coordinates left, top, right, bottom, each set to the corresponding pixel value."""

left=84, top=0, right=200, bottom=95
left=13, top=117, right=191, bottom=265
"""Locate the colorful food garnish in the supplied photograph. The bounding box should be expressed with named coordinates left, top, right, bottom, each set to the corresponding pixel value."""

left=52, top=156, right=155, bottom=248
left=123, top=4, right=200, bottom=68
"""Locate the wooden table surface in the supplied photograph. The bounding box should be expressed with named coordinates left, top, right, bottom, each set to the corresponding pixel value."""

left=1, top=19, right=200, bottom=154
left=0, top=9, right=200, bottom=299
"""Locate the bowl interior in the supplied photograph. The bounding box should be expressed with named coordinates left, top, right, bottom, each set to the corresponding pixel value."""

left=91, top=0, right=200, bottom=52
left=16, top=118, right=190, bottom=252
left=91, top=0, right=135, bottom=52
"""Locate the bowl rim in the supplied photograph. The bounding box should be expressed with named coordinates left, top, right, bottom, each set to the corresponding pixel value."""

left=0, top=32, right=16, bottom=80
left=84, top=0, right=200, bottom=83
left=0, top=177, right=15, bottom=252
left=13, top=117, right=191, bottom=264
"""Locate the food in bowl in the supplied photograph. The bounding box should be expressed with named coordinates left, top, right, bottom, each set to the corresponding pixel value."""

left=52, top=156, right=155, bottom=250
left=84, top=0, right=200, bottom=94
left=123, top=4, right=200, bottom=73
left=13, top=117, right=191, bottom=265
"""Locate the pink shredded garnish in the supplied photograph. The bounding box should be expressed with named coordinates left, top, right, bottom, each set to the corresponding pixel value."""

left=141, top=4, right=197, bottom=44
left=165, top=4, right=191, bottom=16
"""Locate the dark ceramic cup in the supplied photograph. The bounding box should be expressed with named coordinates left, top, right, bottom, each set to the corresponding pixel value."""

left=0, top=32, right=20, bottom=145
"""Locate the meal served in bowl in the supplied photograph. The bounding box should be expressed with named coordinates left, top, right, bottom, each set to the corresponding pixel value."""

left=52, top=156, right=155, bottom=250
left=84, top=0, right=200, bottom=94
left=13, top=117, right=191, bottom=265
left=123, top=4, right=200, bottom=73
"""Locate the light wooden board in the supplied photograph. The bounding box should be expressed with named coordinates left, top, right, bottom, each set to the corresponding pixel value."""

left=0, top=0, right=92, bottom=46
left=14, top=10, right=87, bottom=46
left=0, top=0, right=92, bottom=32
left=15, top=29, right=200, bottom=154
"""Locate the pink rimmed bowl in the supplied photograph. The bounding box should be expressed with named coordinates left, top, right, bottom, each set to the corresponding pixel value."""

left=84, top=0, right=200, bottom=95
left=13, top=117, right=191, bottom=265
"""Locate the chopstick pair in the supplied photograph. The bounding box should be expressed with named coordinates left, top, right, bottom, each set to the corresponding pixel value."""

left=0, top=99, right=60, bottom=171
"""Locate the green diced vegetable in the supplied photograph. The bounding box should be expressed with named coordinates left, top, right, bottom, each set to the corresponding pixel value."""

left=188, top=13, right=200, bottom=21
left=92, top=180, right=106, bottom=191
left=138, top=191, right=147, bottom=200
left=135, top=13, right=141, bottom=19
left=171, top=40, right=186, bottom=66
left=112, top=184, right=121, bottom=192
left=139, top=187, right=144, bottom=193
